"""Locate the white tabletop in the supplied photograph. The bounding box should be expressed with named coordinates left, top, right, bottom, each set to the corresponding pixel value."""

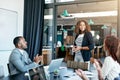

left=44, top=61, right=98, bottom=80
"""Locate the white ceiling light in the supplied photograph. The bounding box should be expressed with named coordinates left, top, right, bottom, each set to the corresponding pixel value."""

left=58, top=0, right=74, bottom=2
left=70, top=10, right=117, bottom=18
left=44, top=15, right=53, bottom=19
left=44, top=10, right=117, bottom=19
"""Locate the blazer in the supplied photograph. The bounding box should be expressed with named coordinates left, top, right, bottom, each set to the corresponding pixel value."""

left=74, top=32, right=94, bottom=61
left=9, top=48, right=38, bottom=76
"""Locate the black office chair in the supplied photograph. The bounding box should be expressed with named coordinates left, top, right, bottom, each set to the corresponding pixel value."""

left=7, top=63, right=29, bottom=80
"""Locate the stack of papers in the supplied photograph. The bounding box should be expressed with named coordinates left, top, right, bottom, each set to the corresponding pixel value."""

left=84, top=71, right=94, bottom=78
left=63, top=71, right=94, bottom=80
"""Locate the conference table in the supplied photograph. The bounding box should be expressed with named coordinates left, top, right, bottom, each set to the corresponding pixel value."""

left=1, top=61, right=98, bottom=80
left=45, top=61, right=99, bottom=80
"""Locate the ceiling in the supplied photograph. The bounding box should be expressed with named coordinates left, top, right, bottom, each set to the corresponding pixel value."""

left=57, top=0, right=118, bottom=26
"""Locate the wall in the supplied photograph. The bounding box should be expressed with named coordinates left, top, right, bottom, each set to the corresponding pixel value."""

left=0, top=0, right=24, bottom=76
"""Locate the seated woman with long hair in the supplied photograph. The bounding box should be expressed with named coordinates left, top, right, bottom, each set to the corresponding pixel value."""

left=76, top=35, right=120, bottom=80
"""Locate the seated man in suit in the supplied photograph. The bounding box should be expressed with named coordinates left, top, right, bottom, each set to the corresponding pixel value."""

left=9, top=36, right=42, bottom=80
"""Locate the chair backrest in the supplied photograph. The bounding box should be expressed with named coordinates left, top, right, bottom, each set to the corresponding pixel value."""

left=28, top=65, right=47, bottom=80
left=7, top=63, right=10, bottom=75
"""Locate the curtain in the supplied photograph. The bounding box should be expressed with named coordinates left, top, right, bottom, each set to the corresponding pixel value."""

left=24, top=0, right=45, bottom=60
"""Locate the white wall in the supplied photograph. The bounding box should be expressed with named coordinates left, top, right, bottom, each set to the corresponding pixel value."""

left=0, top=0, right=24, bottom=76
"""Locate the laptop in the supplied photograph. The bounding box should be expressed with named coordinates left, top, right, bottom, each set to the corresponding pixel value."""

left=28, top=65, right=47, bottom=80
left=48, top=58, right=63, bottom=73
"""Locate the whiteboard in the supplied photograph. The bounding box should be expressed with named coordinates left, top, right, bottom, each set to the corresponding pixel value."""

left=0, top=8, right=18, bottom=51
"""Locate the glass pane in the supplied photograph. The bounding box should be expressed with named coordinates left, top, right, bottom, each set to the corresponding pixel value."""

left=42, top=8, right=53, bottom=65
left=43, top=8, right=53, bottom=46
left=56, top=0, right=74, bottom=2
left=45, top=0, right=53, bottom=4
left=42, top=8, right=53, bottom=64
left=56, top=0, right=117, bottom=58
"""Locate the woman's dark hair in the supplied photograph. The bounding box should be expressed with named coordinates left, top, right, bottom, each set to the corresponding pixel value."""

left=105, top=35, right=119, bottom=63
left=13, top=36, right=23, bottom=47
left=74, top=20, right=91, bottom=34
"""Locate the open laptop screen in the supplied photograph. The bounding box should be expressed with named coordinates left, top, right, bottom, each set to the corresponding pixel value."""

left=48, top=58, right=63, bottom=73
left=28, top=65, right=47, bottom=80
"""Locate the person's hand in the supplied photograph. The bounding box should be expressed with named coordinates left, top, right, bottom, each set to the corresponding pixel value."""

left=75, top=69, right=88, bottom=80
left=76, top=46, right=82, bottom=51
left=34, top=54, right=42, bottom=64
left=90, top=57, right=95, bottom=64
left=94, top=59, right=101, bottom=71
left=94, top=59, right=103, bottom=80
left=72, top=46, right=76, bottom=52
left=73, top=46, right=82, bottom=52
left=97, top=59, right=103, bottom=67
left=90, top=58, right=103, bottom=67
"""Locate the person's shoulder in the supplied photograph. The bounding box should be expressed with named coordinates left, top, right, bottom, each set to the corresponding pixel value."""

left=11, top=48, right=21, bottom=55
left=9, top=48, right=21, bottom=60
left=85, top=32, right=92, bottom=38
left=102, top=56, right=115, bottom=69
left=106, top=56, right=113, bottom=59
left=12, top=48, right=19, bottom=53
left=85, top=31, right=92, bottom=35
left=104, top=56, right=114, bottom=62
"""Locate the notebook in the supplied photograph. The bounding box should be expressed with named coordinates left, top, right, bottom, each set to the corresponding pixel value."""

left=48, top=58, right=63, bottom=73
left=28, top=65, right=47, bottom=80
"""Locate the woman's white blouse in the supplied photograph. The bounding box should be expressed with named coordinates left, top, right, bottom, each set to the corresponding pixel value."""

left=102, top=56, right=120, bottom=80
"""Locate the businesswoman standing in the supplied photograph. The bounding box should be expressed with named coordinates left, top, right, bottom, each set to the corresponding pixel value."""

left=72, top=20, right=94, bottom=62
